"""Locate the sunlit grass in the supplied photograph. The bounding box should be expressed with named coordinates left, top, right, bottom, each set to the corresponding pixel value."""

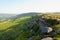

left=0, top=14, right=60, bottom=40
left=0, top=16, right=31, bottom=30
left=55, top=24, right=60, bottom=28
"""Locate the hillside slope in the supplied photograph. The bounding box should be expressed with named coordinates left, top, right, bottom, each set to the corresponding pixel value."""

left=0, top=13, right=60, bottom=40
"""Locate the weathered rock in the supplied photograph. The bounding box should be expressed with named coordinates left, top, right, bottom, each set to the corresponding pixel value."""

left=41, top=27, right=53, bottom=33
left=41, top=37, right=53, bottom=40
left=28, top=37, right=32, bottom=40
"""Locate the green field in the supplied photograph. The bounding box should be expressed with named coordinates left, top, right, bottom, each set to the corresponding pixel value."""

left=0, top=15, right=40, bottom=40
left=0, top=13, right=60, bottom=40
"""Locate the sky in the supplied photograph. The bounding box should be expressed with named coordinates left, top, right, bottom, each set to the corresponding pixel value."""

left=0, top=0, right=60, bottom=14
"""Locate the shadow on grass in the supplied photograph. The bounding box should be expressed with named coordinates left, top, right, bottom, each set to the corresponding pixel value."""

left=43, top=18, right=60, bottom=26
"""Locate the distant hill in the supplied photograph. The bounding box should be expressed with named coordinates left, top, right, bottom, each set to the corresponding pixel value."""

left=0, top=14, right=17, bottom=21
left=0, top=12, right=41, bottom=21
left=16, top=12, right=41, bottom=18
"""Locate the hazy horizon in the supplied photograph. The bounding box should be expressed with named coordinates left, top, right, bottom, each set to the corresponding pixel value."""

left=0, top=0, right=60, bottom=14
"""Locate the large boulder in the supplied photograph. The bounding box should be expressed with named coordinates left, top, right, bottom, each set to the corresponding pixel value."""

left=41, top=37, right=53, bottom=40
left=42, top=27, right=53, bottom=33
